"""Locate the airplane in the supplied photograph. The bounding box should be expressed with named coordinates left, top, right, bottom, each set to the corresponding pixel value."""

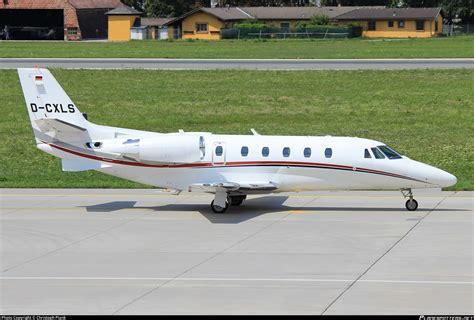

left=18, top=68, right=457, bottom=213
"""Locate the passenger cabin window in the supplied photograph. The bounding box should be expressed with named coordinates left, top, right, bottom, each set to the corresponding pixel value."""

left=371, top=147, right=385, bottom=159
left=262, top=147, right=269, bottom=157
left=282, top=147, right=290, bottom=157
left=364, top=149, right=372, bottom=158
left=241, top=146, right=249, bottom=157
left=378, top=145, right=402, bottom=159
left=215, top=145, right=223, bottom=156
left=304, top=147, right=311, bottom=158
left=325, top=148, right=332, bottom=158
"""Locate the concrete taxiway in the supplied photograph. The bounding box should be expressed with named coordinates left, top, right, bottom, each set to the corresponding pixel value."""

left=0, top=189, right=472, bottom=314
left=1, top=58, right=473, bottom=70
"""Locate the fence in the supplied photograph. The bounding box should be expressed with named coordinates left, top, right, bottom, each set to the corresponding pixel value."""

left=443, top=23, right=474, bottom=36
left=221, top=26, right=362, bottom=40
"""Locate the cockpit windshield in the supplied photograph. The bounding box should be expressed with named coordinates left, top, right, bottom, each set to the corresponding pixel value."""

left=378, top=145, right=402, bottom=159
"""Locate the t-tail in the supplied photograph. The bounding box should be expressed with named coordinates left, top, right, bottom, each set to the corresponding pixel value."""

left=17, top=68, right=112, bottom=172
left=18, top=68, right=94, bottom=145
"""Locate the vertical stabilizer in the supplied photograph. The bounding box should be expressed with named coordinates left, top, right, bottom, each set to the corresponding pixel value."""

left=17, top=68, right=92, bottom=142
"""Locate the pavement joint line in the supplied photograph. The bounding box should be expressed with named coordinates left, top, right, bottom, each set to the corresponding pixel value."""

left=0, top=277, right=472, bottom=285
left=0, top=193, right=69, bottom=217
left=320, top=192, right=453, bottom=315
left=0, top=194, right=193, bottom=273
left=111, top=196, right=308, bottom=314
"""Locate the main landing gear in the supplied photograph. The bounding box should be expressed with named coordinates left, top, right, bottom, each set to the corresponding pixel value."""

left=401, top=188, right=418, bottom=211
left=210, top=193, right=247, bottom=213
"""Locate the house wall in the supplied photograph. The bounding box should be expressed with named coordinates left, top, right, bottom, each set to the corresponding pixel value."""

left=341, top=16, right=442, bottom=38
left=181, top=12, right=224, bottom=40
left=108, top=15, right=138, bottom=41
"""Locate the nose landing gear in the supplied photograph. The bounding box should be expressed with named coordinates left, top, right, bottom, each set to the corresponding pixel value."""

left=401, top=188, right=418, bottom=211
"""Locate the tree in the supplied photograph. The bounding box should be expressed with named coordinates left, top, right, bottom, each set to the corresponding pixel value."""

left=321, top=0, right=394, bottom=5
left=121, top=0, right=145, bottom=11
left=144, top=0, right=208, bottom=17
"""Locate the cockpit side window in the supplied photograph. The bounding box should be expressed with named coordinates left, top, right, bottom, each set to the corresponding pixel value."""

left=364, top=149, right=372, bottom=158
left=371, top=147, right=385, bottom=159
left=378, top=145, right=402, bottom=159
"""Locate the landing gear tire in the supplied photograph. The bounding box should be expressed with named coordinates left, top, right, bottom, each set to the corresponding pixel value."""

left=230, top=195, right=246, bottom=206
left=211, top=200, right=229, bottom=214
left=405, top=199, right=418, bottom=211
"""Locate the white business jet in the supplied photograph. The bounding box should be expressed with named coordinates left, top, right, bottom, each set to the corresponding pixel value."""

left=18, top=68, right=457, bottom=213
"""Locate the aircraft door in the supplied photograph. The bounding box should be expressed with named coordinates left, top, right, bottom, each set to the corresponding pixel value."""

left=212, top=142, right=226, bottom=166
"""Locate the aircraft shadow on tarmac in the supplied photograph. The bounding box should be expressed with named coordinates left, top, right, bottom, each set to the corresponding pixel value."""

left=80, top=196, right=467, bottom=224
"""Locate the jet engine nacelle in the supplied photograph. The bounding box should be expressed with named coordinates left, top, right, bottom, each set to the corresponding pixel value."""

left=138, top=135, right=205, bottom=164
left=89, top=135, right=206, bottom=164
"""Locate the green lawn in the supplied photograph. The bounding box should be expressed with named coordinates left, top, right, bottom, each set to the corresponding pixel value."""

left=1, top=36, right=474, bottom=59
left=0, top=69, right=472, bottom=189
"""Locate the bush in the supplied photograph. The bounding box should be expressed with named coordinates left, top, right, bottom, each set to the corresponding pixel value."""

left=234, top=19, right=267, bottom=29
left=296, top=14, right=331, bottom=28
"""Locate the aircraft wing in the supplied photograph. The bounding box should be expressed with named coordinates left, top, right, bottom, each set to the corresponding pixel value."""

left=189, top=181, right=278, bottom=193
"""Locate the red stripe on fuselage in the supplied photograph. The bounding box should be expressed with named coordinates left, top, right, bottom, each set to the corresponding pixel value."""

left=44, top=142, right=426, bottom=184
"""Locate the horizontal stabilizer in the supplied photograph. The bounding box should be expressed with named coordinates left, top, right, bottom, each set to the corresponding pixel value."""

left=62, top=159, right=110, bottom=172
left=36, top=118, right=87, bottom=134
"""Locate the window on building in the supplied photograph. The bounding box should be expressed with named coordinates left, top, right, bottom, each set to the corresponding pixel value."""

left=67, top=28, right=78, bottom=35
left=304, top=147, right=311, bottom=158
left=282, top=147, right=290, bottom=157
left=398, top=20, right=405, bottom=28
left=371, top=147, right=385, bottom=159
left=368, top=21, right=376, bottom=31
left=241, top=146, right=249, bottom=157
left=196, top=23, right=208, bottom=33
left=280, top=22, right=290, bottom=30
left=364, top=149, right=372, bottom=158
left=262, top=147, right=269, bottom=157
left=325, top=148, right=332, bottom=158
left=388, top=21, right=394, bottom=28
left=215, top=145, right=223, bottom=156
left=416, top=20, right=425, bottom=31
left=435, top=20, right=438, bottom=32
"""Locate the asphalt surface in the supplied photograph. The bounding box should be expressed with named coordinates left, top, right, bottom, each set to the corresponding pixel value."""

left=1, top=58, right=473, bottom=70
left=1, top=189, right=472, bottom=314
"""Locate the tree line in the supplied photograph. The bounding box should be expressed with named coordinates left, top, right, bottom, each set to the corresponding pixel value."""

left=121, top=0, right=473, bottom=23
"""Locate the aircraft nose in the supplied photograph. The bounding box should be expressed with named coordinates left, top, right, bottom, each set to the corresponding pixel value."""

left=432, top=169, right=457, bottom=188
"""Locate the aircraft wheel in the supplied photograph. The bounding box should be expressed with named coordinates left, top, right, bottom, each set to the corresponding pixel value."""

left=405, top=199, right=418, bottom=211
left=230, top=195, right=246, bottom=206
left=211, top=200, right=229, bottom=213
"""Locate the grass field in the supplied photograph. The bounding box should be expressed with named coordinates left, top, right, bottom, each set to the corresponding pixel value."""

left=0, top=69, right=472, bottom=190
left=1, top=36, right=474, bottom=59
